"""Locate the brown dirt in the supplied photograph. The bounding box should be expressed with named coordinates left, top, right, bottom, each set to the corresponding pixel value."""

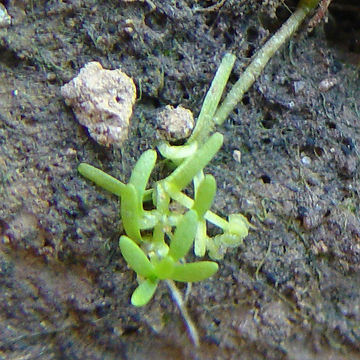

left=1, top=0, right=360, bottom=359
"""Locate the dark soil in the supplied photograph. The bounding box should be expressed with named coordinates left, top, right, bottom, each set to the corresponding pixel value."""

left=1, top=0, right=360, bottom=359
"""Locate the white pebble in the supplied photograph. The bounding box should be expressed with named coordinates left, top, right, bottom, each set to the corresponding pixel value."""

left=0, top=4, right=11, bottom=28
left=61, top=62, right=136, bottom=147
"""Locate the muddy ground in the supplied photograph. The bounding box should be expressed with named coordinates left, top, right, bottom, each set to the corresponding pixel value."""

left=1, top=0, right=360, bottom=359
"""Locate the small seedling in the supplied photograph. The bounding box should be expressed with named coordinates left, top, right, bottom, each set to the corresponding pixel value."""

left=119, top=210, right=218, bottom=306
left=77, top=0, right=318, bottom=344
left=78, top=132, right=249, bottom=346
left=78, top=132, right=250, bottom=307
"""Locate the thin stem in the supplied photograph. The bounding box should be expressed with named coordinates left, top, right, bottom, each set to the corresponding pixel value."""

left=164, top=183, right=229, bottom=230
left=165, top=279, right=200, bottom=347
left=213, top=4, right=313, bottom=126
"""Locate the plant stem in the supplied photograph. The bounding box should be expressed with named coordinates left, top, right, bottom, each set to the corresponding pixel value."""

left=213, top=4, right=314, bottom=126
left=164, top=184, right=229, bottom=230
left=165, top=279, right=200, bottom=347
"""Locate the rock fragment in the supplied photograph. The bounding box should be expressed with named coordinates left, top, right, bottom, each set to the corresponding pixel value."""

left=61, top=62, right=136, bottom=146
left=156, top=105, right=194, bottom=141
left=0, top=4, right=11, bottom=28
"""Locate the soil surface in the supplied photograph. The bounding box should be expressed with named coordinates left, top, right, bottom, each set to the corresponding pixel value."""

left=1, top=1, right=360, bottom=359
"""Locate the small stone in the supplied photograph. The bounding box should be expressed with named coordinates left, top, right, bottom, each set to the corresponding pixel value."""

left=46, top=72, right=57, bottom=82
left=156, top=105, right=194, bottom=141
left=292, top=80, right=305, bottom=95
left=61, top=61, right=136, bottom=147
left=301, top=156, right=311, bottom=166
left=0, top=4, right=11, bottom=28
left=318, top=77, right=337, bottom=92
left=232, top=150, right=241, bottom=163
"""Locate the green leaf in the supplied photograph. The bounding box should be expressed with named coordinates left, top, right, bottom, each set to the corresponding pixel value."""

left=207, top=236, right=224, bottom=260
left=227, top=214, right=249, bottom=239
left=188, top=53, right=236, bottom=145
left=168, top=210, right=198, bottom=261
left=194, top=220, right=207, bottom=257
left=157, top=141, right=198, bottom=160
left=163, top=132, right=223, bottom=192
left=171, top=261, right=218, bottom=282
left=119, top=236, right=155, bottom=278
left=78, top=163, right=125, bottom=196
left=131, top=279, right=158, bottom=307
left=129, top=150, right=157, bottom=203
left=153, top=256, right=175, bottom=279
left=153, top=183, right=170, bottom=214
left=214, top=233, right=241, bottom=247
left=121, top=183, right=142, bottom=243
left=192, top=175, right=216, bottom=218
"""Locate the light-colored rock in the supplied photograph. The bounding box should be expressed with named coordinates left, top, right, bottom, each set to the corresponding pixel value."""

left=61, top=61, right=136, bottom=146
left=0, top=4, right=11, bottom=28
left=156, top=105, right=194, bottom=141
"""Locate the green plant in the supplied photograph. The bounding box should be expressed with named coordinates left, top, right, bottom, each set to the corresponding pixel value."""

left=77, top=0, right=319, bottom=344
left=78, top=132, right=249, bottom=307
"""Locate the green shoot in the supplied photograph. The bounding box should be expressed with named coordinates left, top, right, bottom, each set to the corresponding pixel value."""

left=118, top=215, right=218, bottom=306
left=213, top=2, right=316, bottom=126
left=188, top=53, right=236, bottom=145
left=157, top=141, right=198, bottom=161
left=168, top=210, right=198, bottom=261
left=129, top=149, right=156, bottom=203
left=192, top=175, right=216, bottom=218
left=78, top=5, right=318, bottom=340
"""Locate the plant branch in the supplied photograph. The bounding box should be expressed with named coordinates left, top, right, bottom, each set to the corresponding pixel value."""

left=213, top=2, right=317, bottom=126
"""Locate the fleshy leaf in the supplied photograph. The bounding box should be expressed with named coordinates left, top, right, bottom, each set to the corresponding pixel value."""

left=157, top=141, right=198, bottom=161
left=192, top=175, right=216, bottom=218
left=213, top=233, right=241, bottom=247
left=153, top=256, right=175, bottom=279
left=227, top=214, right=249, bottom=239
left=188, top=53, right=236, bottom=144
left=119, top=236, right=155, bottom=278
left=194, top=219, right=207, bottom=257
left=171, top=261, right=218, bottom=282
left=153, top=183, right=170, bottom=214
left=129, top=150, right=157, bottom=204
left=163, top=132, right=223, bottom=192
left=78, top=163, right=125, bottom=196
left=207, top=236, right=224, bottom=260
left=121, top=183, right=142, bottom=243
left=168, top=210, right=198, bottom=261
left=131, top=279, right=158, bottom=307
